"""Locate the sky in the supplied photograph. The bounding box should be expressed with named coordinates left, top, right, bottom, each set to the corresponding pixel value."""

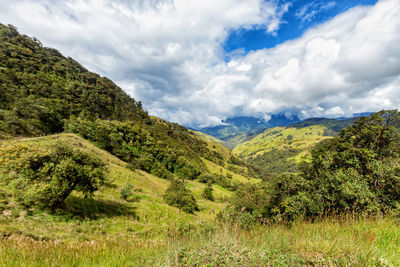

left=0, top=0, right=399, bottom=128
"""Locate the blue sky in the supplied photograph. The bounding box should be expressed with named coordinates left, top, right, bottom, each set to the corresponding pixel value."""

left=0, top=0, right=399, bottom=127
left=225, top=0, right=378, bottom=55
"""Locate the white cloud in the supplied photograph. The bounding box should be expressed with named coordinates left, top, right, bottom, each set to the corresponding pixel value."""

left=295, top=1, right=337, bottom=23
left=200, top=0, right=400, bottom=125
left=1, top=0, right=400, bottom=128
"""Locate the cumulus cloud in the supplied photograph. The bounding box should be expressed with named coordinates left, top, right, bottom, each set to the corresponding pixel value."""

left=0, top=0, right=400, bottom=127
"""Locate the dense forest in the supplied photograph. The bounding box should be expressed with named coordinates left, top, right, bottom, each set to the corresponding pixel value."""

left=0, top=24, right=149, bottom=138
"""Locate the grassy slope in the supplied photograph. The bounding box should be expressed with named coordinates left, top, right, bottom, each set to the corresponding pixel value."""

left=192, top=131, right=225, bottom=146
left=193, top=130, right=261, bottom=184
left=1, top=136, right=399, bottom=266
left=0, top=134, right=230, bottom=240
left=233, top=125, right=332, bottom=173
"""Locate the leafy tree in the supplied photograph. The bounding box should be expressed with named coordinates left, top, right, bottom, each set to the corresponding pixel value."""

left=0, top=141, right=106, bottom=209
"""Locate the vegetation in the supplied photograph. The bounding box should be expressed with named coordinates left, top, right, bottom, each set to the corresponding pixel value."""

left=227, top=110, right=400, bottom=222
left=120, top=183, right=134, bottom=201
left=0, top=139, right=106, bottom=209
left=233, top=125, right=332, bottom=174
left=0, top=24, right=148, bottom=138
left=1, top=216, right=400, bottom=266
left=202, top=182, right=214, bottom=201
left=163, top=179, right=199, bottom=213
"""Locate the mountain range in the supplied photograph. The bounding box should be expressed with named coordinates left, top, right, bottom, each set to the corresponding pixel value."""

left=196, top=113, right=372, bottom=149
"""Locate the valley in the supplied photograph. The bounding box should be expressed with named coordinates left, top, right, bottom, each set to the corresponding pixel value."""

left=1, top=23, right=400, bottom=266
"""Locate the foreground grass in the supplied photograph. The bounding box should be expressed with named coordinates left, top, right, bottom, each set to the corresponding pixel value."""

left=1, top=216, right=399, bottom=266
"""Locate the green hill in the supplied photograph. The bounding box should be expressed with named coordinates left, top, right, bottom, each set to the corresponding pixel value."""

left=289, top=117, right=356, bottom=134
left=233, top=125, right=332, bottom=174
left=0, top=133, right=231, bottom=238
left=0, top=24, right=148, bottom=139
left=198, top=115, right=300, bottom=148
left=232, top=118, right=358, bottom=174
left=0, top=23, right=255, bottom=191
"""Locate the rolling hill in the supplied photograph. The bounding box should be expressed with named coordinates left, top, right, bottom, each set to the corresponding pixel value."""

left=232, top=115, right=365, bottom=174
left=233, top=125, right=332, bottom=174
left=198, top=115, right=301, bottom=148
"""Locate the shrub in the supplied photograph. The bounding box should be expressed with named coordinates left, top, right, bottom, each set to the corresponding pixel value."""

left=0, top=140, right=106, bottom=209
left=202, top=182, right=214, bottom=201
left=197, top=173, right=215, bottom=183
left=120, top=183, right=134, bottom=201
left=163, top=179, right=199, bottom=214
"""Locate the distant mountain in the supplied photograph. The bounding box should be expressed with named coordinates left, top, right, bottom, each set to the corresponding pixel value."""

left=198, top=113, right=374, bottom=149
left=288, top=117, right=356, bottom=135
left=232, top=113, right=375, bottom=174
left=198, top=115, right=301, bottom=148
left=233, top=125, right=331, bottom=174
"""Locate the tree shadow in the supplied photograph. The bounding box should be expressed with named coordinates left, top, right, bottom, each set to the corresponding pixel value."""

left=56, top=195, right=138, bottom=220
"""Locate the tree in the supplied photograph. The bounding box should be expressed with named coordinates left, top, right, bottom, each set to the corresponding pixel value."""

left=0, top=141, right=106, bottom=209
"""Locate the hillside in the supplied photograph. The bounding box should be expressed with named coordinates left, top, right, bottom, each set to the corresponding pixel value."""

left=233, top=125, right=332, bottom=174
left=289, top=117, right=356, bottom=134
left=1, top=122, right=400, bottom=266
left=198, top=115, right=300, bottom=148
left=0, top=24, right=148, bottom=139
left=0, top=134, right=231, bottom=238
left=0, top=24, right=257, bottom=192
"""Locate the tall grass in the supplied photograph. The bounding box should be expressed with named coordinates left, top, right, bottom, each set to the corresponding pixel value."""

left=1, top=216, right=399, bottom=266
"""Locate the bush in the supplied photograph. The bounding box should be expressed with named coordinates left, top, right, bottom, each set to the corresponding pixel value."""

left=198, top=173, right=215, bottom=183
left=202, top=182, right=214, bottom=201
left=0, top=140, right=106, bottom=209
left=120, top=183, right=134, bottom=201
left=163, top=179, right=199, bottom=214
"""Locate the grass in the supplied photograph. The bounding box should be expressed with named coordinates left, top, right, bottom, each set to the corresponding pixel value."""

left=1, top=216, right=399, bottom=266
left=232, top=126, right=332, bottom=174
left=0, top=134, right=229, bottom=239
left=233, top=125, right=331, bottom=159
left=1, top=134, right=400, bottom=266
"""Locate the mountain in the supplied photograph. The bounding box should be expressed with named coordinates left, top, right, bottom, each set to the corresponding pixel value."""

left=232, top=116, right=364, bottom=174
left=233, top=125, right=331, bottom=174
left=0, top=24, right=148, bottom=139
left=198, top=113, right=372, bottom=149
left=0, top=23, right=259, bottom=197
left=198, top=115, right=301, bottom=148
left=288, top=117, right=356, bottom=135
